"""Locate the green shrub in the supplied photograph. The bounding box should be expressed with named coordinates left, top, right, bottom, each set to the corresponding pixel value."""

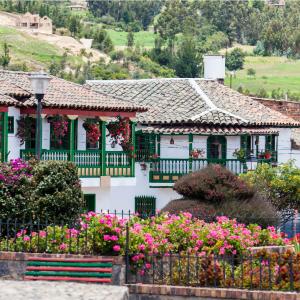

left=30, top=161, right=84, bottom=223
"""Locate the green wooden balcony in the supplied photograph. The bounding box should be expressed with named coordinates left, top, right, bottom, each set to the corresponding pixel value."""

left=149, top=158, right=248, bottom=183
left=20, top=149, right=133, bottom=178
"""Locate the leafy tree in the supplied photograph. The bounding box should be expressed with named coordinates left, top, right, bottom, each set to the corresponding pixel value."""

left=225, top=48, right=245, bottom=71
left=0, top=42, right=10, bottom=69
left=127, top=31, right=134, bottom=48
left=49, top=59, right=61, bottom=76
left=68, top=15, right=81, bottom=37
left=241, top=162, right=300, bottom=220
left=175, top=36, right=200, bottom=78
left=92, top=29, right=114, bottom=53
left=253, top=40, right=266, bottom=56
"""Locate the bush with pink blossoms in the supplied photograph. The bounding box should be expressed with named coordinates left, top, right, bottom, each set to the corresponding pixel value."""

left=1, top=212, right=289, bottom=258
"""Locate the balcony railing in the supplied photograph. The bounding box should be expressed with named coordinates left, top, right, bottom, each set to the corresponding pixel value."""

left=149, top=158, right=248, bottom=183
left=20, top=149, right=133, bottom=178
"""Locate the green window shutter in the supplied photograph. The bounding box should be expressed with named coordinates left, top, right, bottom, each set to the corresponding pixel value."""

left=135, top=195, right=156, bottom=217
left=8, top=116, right=14, bottom=134
left=84, top=194, right=96, bottom=212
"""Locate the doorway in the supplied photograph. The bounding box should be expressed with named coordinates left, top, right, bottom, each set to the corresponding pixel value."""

left=207, top=136, right=227, bottom=160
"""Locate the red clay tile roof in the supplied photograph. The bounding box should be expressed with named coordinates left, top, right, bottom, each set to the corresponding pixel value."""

left=0, top=71, right=147, bottom=112
left=0, top=93, right=20, bottom=106
left=140, top=125, right=280, bottom=135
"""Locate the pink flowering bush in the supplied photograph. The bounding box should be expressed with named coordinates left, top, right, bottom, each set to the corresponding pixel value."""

left=1, top=212, right=289, bottom=258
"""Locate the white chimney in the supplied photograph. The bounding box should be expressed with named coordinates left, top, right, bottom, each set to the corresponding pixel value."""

left=203, top=55, right=225, bottom=83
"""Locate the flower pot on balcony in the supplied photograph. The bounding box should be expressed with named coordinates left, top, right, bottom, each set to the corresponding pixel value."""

left=140, top=162, right=147, bottom=171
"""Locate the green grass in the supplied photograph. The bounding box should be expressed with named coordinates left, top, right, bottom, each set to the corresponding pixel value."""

left=0, top=26, right=82, bottom=69
left=225, top=56, right=300, bottom=95
left=106, top=29, right=156, bottom=48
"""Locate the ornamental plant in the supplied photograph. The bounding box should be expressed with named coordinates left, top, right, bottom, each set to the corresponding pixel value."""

left=47, top=115, right=68, bottom=145
left=2, top=213, right=289, bottom=258
left=83, top=119, right=101, bottom=144
left=16, top=115, right=35, bottom=145
left=107, top=116, right=132, bottom=151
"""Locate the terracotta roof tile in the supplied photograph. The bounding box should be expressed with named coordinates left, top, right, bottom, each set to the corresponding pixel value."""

left=0, top=93, right=20, bottom=106
left=0, top=71, right=146, bottom=112
left=87, top=78, right=299, bottom=127
left=141, top=125, right=279, bottom=135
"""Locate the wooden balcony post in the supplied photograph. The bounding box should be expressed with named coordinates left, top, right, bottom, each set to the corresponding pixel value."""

left=189, top=133, right=193, bottom=173
left=67, top=115, right=78, bottom=162
left=0, top=112, right=8, bottom=162
left=130, top=120, right=136, bottom=177
left=100, top=118, right=107, bottom=176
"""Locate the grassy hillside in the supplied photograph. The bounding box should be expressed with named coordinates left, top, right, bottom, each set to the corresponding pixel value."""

left=0, top=26, right=82, bottom=70
left=106, top=29, right=156, bottom=48
left=225, top=56, right=300, bottom=96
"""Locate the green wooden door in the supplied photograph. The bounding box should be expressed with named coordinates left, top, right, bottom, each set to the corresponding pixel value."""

left=84, top=194, right=96, bottom=212
left=135, top=196, right=156, bottom=217
left=207, top=136, right=227, bottom=160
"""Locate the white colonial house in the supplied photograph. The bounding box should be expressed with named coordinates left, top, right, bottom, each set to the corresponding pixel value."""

left=0, top=68, right=299, bottom=214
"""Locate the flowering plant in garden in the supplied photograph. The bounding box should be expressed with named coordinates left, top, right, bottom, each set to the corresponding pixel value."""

left=83, top=120, right=101, bottom=144
left=47, top=115, right=68, bottom=145
left=1, top=213, right=289, bottom=258
left=233, top=148, right=246, bottom=160
left=190, top=148, right=205, bottom=159
left=107, top=116, right=132, bottom=151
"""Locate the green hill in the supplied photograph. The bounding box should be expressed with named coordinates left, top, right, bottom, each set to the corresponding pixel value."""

left=0, top=26, right=82, bottom=70
left=225, top=56, right=300, bottom=98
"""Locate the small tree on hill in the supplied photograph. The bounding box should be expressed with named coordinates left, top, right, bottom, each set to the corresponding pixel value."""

left=0, top=42, right=10, bottom=69
left=127, top=31, right=134, bottom=48
left=226, top=48, right=245, bottom=71
left=247, top=68, right=256, bottom=77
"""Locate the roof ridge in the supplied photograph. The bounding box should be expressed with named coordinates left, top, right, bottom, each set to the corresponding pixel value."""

left=189, top=79, right=248, bottom=124
left=86, top=78, right=216, bottom=85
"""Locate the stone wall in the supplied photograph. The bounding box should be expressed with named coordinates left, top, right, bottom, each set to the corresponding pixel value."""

left=0, top=252, right=125, bottom=285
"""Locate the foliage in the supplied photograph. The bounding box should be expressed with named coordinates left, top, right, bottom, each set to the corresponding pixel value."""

left=173, top=165, right=254, bottom=204
left=83, top=119, right=101, bottom=145
left=0, top=159, right=83, bottom=223
left=240, top=162, right=300, bottom=214
left=68, top=15, right=81, bottom=37
left=29, top=161, right=84, bottom=224
left=232, top=148, right=246, bottom=160
left=0, top=159, right=33, bottom=220
left=175, top=35, right=200, bottom=78
left=47, top=115, right=68, bottom=145
left=92, top=29, right=114, bottom=53
left=1, top=213, right=288, bottom=258
left=247, top=68, right=256, bottom=77
left=0, top=41, right=10, bottom=69
left=16, top=115, right=35, bottom=145
left=107, top=116, right=132, bottom=151
left=226, top=48, right=245, bottom=71
left=256, top=88, right=268, bottom=98
left=127, top=31, right=134, bottom=48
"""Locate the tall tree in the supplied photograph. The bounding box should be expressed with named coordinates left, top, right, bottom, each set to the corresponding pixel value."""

left=127, top=31, right=134, bottom=48
left=175, top=35, right=200, bottom=78
left=0, top=42, right=10, bottom=69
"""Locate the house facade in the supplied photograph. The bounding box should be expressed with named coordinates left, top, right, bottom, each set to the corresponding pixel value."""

left=0, top=70, right=299, bottom=213
left=16, top=12, right=53, bottom=34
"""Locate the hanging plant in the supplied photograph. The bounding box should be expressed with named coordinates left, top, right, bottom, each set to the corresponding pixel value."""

left=47, top=115, right=68, bottom=145
left=107, top=116, right=132, bottom=151
left=16, top=115, right=35, bottom=145
left=83, top=119, right=101, bottom=144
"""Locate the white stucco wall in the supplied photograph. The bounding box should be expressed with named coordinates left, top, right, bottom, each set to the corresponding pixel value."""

left=160, top=135, right=189, bottom=158
left=226, top=136, right=240, bottom=159
left=81, top=163, right=179, bottom=212
left=42, top=117, right=50, bottom=150
left=7, top=107, right=21, bottom=160
left=277, top=127, right=296, bottom=164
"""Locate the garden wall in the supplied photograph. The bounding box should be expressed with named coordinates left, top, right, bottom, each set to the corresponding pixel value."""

left=128, top=284, right=300, bottom=300
left=0, top=252, right=125, bottom=285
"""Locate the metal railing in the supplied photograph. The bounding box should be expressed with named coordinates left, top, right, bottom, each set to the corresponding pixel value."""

left=125, top=252, right=300, bottom=292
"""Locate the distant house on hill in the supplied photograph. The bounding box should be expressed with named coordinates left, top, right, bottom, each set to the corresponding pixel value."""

left=16, top=12, right=52, bottom=34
